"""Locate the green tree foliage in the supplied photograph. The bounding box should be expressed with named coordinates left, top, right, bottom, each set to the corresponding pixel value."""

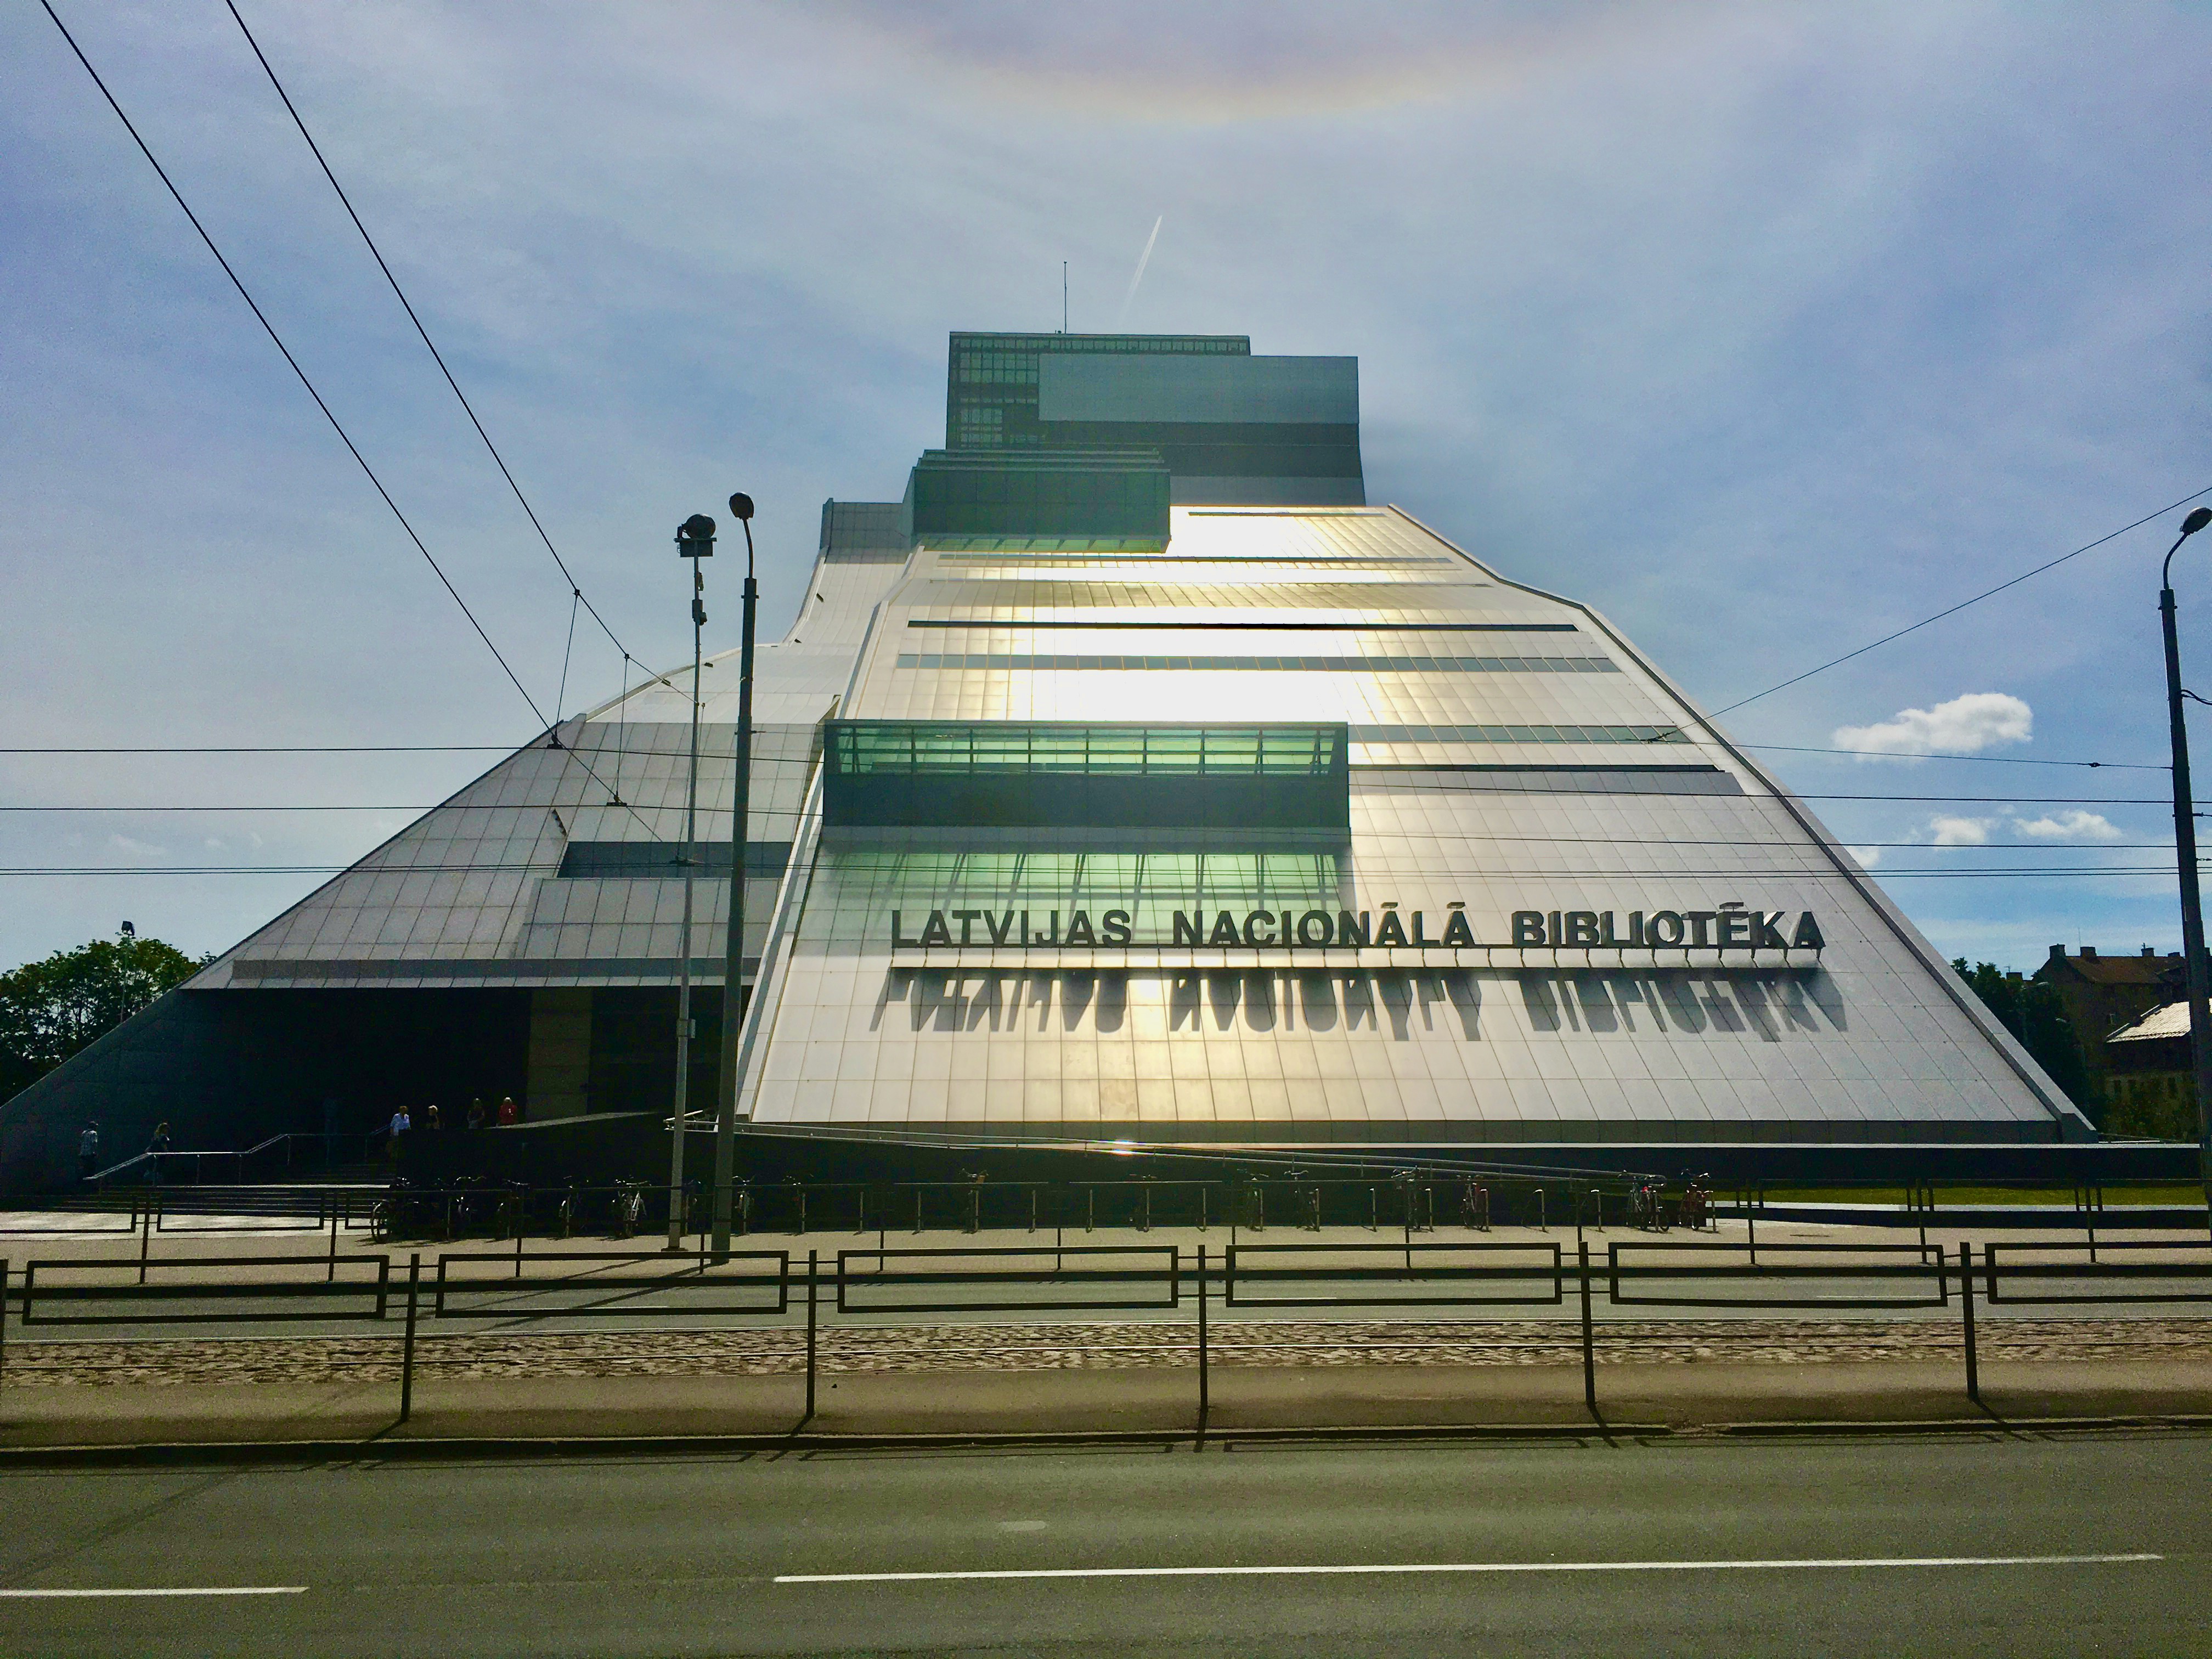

left=0, top=929, right=208, bottom=1101
left=1951, top=958, right=2102, bottom=1121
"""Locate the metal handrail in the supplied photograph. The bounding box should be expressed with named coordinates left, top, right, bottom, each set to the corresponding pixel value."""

left=836, top=1244, right=1180, bottom=1314
left=1223, top=1240, right=1565, bottom=1308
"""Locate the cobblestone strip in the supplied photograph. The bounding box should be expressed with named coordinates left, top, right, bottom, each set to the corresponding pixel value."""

left=5, top=1319, right=2211, bottom=1386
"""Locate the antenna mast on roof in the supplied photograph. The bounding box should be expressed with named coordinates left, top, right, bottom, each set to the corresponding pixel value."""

left=1062, top=262, right=1068, bottom=333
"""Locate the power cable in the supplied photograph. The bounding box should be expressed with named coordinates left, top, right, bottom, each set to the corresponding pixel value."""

left=0, top=745, right=511, bottom=755
left=223, top=0, right=644, bottom=673
left=8, top=871, right=2203, bottom=884
left=1737, top=743, right=2165, bottom=771
left=0, top=744, right=815, bottom=761
left=36, top=0, right=548, bottom=729
left=0, top=737, right=2171, bottom=769
left=0, top=813, right=2185, bottom=855
left=38, top=2, right=669, bottom=847
left=228, top=0, right=692, bottom=851
left=554, top=589, right=580, bottom=728
left=1712, top=483, right=2212, bottom=716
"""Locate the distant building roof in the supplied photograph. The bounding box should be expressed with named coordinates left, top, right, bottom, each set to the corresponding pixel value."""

left=2108, top=1001, right=2193, bottom=1043
left=2036, top=944, right=2181, bottom=986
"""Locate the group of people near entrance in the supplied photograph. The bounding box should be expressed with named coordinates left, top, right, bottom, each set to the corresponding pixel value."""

left=383, top=1096, right=522, bottom=1164
left=76, top=1120, right=172, bottom=1186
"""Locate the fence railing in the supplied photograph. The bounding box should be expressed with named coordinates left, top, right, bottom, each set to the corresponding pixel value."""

left=15, top=1253, right=391, bottom=1327
left=16, top=1175, right=2209, bottom=1249
left=432, top=1249, right=791, bottom=1319
left=1604, top=1240, right=1951, bottom=1310
left=4, top=1235, right=2209, bottom=1436
left=1222, top=1242, right=1565, bottom=1309
left=834, top=1245, right=1181, bottom=1315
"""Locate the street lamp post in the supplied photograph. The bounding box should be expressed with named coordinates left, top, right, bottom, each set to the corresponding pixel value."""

left=665, top=511, right=715, bottom=1249
left=2157, top=505, right=2212, bottom=1209
left=711, top=492, right=758, bottom=1258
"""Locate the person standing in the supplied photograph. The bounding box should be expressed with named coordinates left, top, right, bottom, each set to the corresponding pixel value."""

left=385, top=1105, right=410, bottom=1168
left=77, top=1121, right=101, bottom=1184
left=496, top=1096, right=518, bottom=1127
left=145, top=1121, right=171, bottom=1184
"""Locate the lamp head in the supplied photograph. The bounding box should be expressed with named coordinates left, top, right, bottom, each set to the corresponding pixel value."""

left=676, top=513, right=716, bottom=557
left=2185, top=507, right=2212, bottom=538
left=727, top=492, right=754, bottom=522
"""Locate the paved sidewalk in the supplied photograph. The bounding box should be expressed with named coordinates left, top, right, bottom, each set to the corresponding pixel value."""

left=3, top=1357, right=2209, bottom=1451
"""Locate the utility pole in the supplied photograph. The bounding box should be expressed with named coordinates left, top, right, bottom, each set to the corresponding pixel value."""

left=665, top=512, right=715, bottom=1248
left=711, top=493, right=758, bottom=1258
left=2157, top=506, right=2212, bottom=1211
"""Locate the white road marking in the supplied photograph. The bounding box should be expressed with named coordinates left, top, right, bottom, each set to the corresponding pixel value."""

left=777, top=1553, right=2161, bottom=1584
left=0, top=1587, right=307, bottom=1599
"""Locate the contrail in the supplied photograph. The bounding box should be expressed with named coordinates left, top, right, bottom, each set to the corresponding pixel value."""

left=1117, top=216, right=1163, bottom=329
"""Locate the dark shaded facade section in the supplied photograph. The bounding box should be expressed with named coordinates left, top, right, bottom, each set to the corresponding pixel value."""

left=0, top=989, right=528, bottom=1189
left=906, top=448, right=1170, bottom=542
left=946, top=331, right=1249, bottom=449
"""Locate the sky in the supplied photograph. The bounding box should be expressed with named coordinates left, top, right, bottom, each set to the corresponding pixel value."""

left=2, top=0, right=2209, bottom=974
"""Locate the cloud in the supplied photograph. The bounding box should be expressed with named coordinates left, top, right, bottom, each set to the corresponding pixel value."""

left=1927, top=815, right=1994, bottom=846
left=105, top=834, right=168, bottom=860
left=2013, top=809, right=2123, bottom=841
left=1845, top=845, right=1882, bottom=867
left=1832, top=693, right=2033, bottom=759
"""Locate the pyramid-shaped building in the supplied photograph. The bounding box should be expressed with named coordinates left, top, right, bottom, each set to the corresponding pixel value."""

left=0, top=330, right=2091, bottom=1188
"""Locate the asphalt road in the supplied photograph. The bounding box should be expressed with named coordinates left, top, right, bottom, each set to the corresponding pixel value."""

left=3, top=1431, right=2208, bottom=1657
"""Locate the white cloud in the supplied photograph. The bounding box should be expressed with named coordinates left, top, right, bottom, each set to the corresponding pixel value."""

left=1927, top=815, right=1994, bottom=846
left=1845, top=845, right=1882, bottom=868
left=1833, top=693, right=2033, bottom=759
left=106, top=834, right=168, bottom=860
left=2013, top=809, right=2123, bottom=841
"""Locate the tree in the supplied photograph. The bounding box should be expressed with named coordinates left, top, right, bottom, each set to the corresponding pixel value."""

left=0, top=929, right=208, bottom=1101
left=1952, top=958, right=2102, bottom=1122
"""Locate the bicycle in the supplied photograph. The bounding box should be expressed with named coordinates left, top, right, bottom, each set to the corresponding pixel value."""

left=611, top=1180, right=646, bottom=1239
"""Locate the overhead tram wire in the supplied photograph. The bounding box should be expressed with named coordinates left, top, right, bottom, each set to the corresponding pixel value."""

left=0, top=789, right=2186, bottom=812
left=224, top=0, right=640, bottom=675
left=0, top=744, right=513, bottom=755
left=0, top=806, right=2200, bottom=857
left=555, top=590, right=581, bottom=731
left=1736, top=743, right=2166, bottom=771
left=0, top=744, right=816, bottom=762
left=37, top=0, right=663, bottom=845
left=8, top=871, right=2203, bottom=884
left=38, top=0, right=544, bottom=721
left=1710, top=482, right=2212, bottom=718
left=223, top=0, right=657, bottom=821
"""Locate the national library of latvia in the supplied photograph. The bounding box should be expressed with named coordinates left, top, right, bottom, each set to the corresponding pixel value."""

left=0, top=329, right=2096, bottom=1189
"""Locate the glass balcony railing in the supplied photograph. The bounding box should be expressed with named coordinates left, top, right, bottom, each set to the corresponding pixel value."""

left=825, top=721, right=1348, bottom=780
left=820, top=722, right=1351, bottom=833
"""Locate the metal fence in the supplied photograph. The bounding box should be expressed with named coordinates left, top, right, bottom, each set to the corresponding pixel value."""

left=5, top=1234, right=2211, bottom=1437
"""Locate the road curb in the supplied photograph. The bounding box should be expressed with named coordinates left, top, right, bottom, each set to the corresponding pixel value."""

left=4, top=1413, right=2209, bottom=1466
left=1711, top=1413, right=2212, bottom=1438
left=0, top=1421, right=1661, bottom=1466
